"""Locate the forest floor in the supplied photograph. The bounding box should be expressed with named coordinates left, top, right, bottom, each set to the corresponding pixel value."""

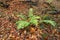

left=0, top=0, right=60, bottom=40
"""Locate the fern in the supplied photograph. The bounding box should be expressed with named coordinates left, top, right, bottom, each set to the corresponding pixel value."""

left=16, top=8, right=40, bottom=29
left=29, top=8, right=40, bottom=26
left=40, top=20, right=56, bottom=27
left=40, top=14, right=56, bottom=27
left=30, top=16, right=40, bottom=26
left=16, top=21, right=30, bottom=29
left=16, top=8, right=56, bottom=30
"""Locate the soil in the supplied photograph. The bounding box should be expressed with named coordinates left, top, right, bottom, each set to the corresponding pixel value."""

left=0, top=0, right=60, bottom=40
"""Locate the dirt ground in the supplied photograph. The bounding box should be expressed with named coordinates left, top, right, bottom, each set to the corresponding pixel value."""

left=0, top=0, right=60, bottom=40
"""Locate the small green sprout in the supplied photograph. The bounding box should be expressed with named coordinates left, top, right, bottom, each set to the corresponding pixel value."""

left=16, top=8, right=56, bottom=30
left=16, top=8, right=40, bottom=29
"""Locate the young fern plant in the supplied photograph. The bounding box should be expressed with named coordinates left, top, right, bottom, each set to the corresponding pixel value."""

left=16, top=8, right=40, bottom=29
left=16, top=8, right=56, bottom=30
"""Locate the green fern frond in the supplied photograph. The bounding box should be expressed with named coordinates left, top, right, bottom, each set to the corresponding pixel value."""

left=16, top=21, right=30, bottom=29
left=40, top=20, right=56, bottom=27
